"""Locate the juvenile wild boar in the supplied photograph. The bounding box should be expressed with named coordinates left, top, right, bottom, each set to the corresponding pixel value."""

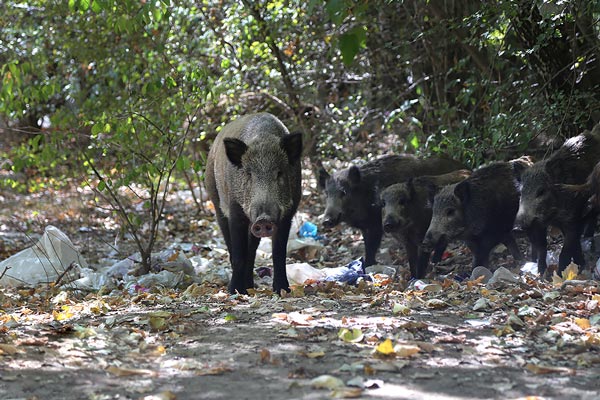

left=318, top=154, right=465, bottom=266
left=204, top=113, right=302, bottom=294
left=423, top=162, right=523, bottom=270
left=516, top=126, right=600, bottom=275
left=380, top=169, right=471, bottom=278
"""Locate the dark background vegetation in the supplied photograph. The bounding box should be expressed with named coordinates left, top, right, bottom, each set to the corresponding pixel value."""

left=1, top=0, right=599, bottom=265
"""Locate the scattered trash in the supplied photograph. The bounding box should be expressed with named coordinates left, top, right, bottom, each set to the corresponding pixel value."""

left=287, top=218, right=324, bottom=256
left=298, top=221, right=319, bottom=239
left=464, top=318, right=492, bottom=327
left=323, top=259, right=370, bottom=285
left=521, top=262, right=538, bottom=275
left=287, top=259, right=372, bottom=286
left=189, top=255, right=230, bottom=286
left=546, top=249, right=559, bottom=267
left=0, top=225, right=88, bottom=287
left=365, top=264, right=397, bottom=279
left=408, top=279, right=442, bottom=292
left=287, top=262, right=327, bottom=285
left=470, top=266, right=493, bottom=283
left=487, top=266, right=520, bottom=285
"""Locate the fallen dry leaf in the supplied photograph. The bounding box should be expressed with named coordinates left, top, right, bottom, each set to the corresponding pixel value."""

left=375, top=339, right=395, bottom=356
left=105, top=365, right=158, bottom=377
left=525, top=363, right=575, bottom=375
left=0, top=343, right=21, bottom=355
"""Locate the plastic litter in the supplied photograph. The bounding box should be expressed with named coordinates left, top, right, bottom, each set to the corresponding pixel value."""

left=286, top=262, right=327, bottom=285
left=470, top=266, right=493, bottom=283
left=287, top=218, right=324, bottom=255
left=189, top=255, right=230, bottom=286
left=408, top=279, right=442, bottom=292
left=487, top=266, right=520, bottom=285
left=287, top=259, right=372, bottom=286
left=298, top=221, right=319, bottom=239
left=0, top=225, right=88, bottom=287
left=323, top=258, right=370, bottom=285
left=521, top=262, right=539, bottom=275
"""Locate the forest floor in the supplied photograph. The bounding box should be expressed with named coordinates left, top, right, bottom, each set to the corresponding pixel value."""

left=1, top=171, right=600, bottom=400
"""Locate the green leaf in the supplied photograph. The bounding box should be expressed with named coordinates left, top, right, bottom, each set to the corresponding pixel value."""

left=326, top=0, right=347, bottom=25
left=79, top=0, right=90, bottom=11
left=339, top=26, right=366, bottom=66
left=410, top=135, right=420, bottom=149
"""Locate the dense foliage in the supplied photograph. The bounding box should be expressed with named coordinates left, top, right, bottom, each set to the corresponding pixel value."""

left=2, top=1, right=599, bottom=168
left=1, top=0, right=599, bottom=260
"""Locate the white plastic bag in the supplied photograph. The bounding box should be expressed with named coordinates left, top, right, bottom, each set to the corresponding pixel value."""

left=0, top=225, right=88, bottom=287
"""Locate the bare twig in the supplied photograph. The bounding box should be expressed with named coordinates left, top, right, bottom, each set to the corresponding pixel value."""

left=54, top=262, right=76, bottom=286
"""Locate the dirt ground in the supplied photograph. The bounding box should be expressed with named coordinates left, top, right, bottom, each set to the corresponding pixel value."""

left=1, top=180, right=600, bottom=400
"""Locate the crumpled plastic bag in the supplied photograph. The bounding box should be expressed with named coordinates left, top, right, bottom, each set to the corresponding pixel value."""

left=286, top=258, right=371, bottom=286
left=0, top=225, right=88, bottom=287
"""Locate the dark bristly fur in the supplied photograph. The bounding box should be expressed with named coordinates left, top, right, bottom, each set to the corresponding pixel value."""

left=205, top=113, right=302, bottom=294
left=423, top=162, right=523, bottom=270
left=381, top=169, right=471, bottom=278
left=516, top=125, right=600, bottom=276
left=318, top=154, right=465, bottom=266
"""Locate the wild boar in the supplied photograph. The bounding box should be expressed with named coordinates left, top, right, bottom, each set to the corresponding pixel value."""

left=380, top=169, right=471, bottom=278
left=204, top=113, right=302, bottom=294
left=423, top=162, right=523, bottom=270
left=516, top=126, right=600, bottom=275
left=318, top=154, right=465, bottom=266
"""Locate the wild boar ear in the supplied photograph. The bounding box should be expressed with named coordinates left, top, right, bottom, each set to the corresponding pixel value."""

left=453, top=181, right=470, bottom=203
left=422, top=180, right=438, bottom=205
left=348, top=166, right=361, bottom=185
left=510, top=158, right=531, bottom=182
left=224, top=138, right=248, bottom=168
left=317, top=167, right=330, bottom=190
left=281, top=132, right=303, bottom=164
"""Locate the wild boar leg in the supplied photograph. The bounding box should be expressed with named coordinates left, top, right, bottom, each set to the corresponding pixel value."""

left=415, top=247, right=432, bottom=279
left=245, top=233, right=261, bottom=289
left=469, top=238, right=494, bottom=269
left=559, top=226, right=585, bottom=271
left=502, top=233, right=522, bottom=261
left=526, top=224, right=547, bottom=275
left=404, top=239, right=419, bottom=278
left=362, top=225, right=383, bottom=266
left=272, top=215, right=292, bottom=293
left=227, top=203, right=251, bottom=294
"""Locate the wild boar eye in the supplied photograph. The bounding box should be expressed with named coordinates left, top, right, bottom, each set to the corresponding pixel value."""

left=340, top=189, right=347, bottom=197
left=398, top=198, right=406, bottom=206
left=446, top=208, right=455, bottom=217
left=536, top=188, right=546, bottom=198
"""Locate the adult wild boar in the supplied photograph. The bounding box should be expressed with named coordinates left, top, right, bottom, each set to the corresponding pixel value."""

left=318, top=154, right=465, bottom=266
left=516, top=126, right=600, bottom=275
left=423, top=162, right=523, bottom=270
left=380, top=169, right=471, bottom=278
left=205, top=113, right=302, bottom=294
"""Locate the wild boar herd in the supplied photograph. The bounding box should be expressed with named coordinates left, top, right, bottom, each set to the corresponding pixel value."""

left=206, top=112, right=600, bottom=294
